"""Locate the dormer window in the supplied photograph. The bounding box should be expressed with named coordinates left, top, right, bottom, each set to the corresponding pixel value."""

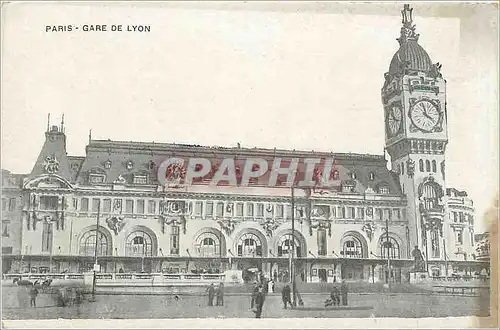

left=126, top=160, right=134, bottom=170
left=332, top=170, right=340, bottom=180
left=379, top=186, right=390, bottom=195
left=349, top=172, right=356, bottom=180
left=89, top=173, right=105, bottom=184
left=104, top=160, right=112, bottom=169
left=133, top=175, right=148, bottom=185
left=369, top=172, right=375, bottom=181
left=342, top=182, right=355, bottom=193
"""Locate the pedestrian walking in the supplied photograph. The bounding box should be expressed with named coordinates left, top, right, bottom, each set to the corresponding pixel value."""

left=216, top=282, right=224, bottom=306
left=206, top=283, right=215, bottom=306
left=29, top=284, right=39, bottom=308
left=281, top=283, right=291, bottom=309
left=250, top=281, right=259, bottom=309
left=340, top=280, right=348, bottom=306
left=253, top=285, right=265, bottom=318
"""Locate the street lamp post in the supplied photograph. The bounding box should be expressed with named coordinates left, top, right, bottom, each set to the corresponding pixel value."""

left=92, top=200, right=101, bottom=299
left=290, top=187, right=296, bottom=306
left=385, top=218, right=391, bottom=294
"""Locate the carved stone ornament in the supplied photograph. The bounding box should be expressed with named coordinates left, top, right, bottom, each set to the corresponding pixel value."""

left=361, top=223, right=376, bottom=241
left=43, top=156, right=60, bottom=174
left=260, top=218, right=280, bottom=237
left=159, top=197, right=190, bottom=234
left=106, top=216, right=125, bottom=235
left=114, top=174, right=127, bottom=184
left=113, top=200, right=122, bottom=212
left=217, top=219, right=235, bottom=236
left=309, top=219, right=332, bottom=237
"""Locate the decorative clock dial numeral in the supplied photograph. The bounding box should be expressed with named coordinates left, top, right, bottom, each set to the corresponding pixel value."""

left=410, top=100, right=440, bottom=132
left=387, top=105, right=402, bottom=136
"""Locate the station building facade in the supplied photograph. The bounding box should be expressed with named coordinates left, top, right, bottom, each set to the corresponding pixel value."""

left=1, top=5, right=489, bottom=283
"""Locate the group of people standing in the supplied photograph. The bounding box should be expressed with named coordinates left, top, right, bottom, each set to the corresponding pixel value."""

left=325, top=281, right=349, bottom=307
left=206, top=282, right=224, bottom=306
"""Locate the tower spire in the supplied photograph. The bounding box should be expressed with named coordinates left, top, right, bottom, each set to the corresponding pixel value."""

left=60, top=113, right=65, bottom=133
left=47, top=113, right=51, bottom=132
left=397, top=4, right=420, bottom=45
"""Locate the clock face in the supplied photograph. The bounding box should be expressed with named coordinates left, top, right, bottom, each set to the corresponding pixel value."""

left=387, top=105, right=402, bottom=136
left=410, top=100, right=440, bottom=132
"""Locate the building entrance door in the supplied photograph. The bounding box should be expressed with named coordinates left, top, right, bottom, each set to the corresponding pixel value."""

left=318, top=269, right=327, bottom=282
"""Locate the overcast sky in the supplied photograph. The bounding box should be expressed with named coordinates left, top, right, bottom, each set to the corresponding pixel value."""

left=1, top=2, right=497, bottom=232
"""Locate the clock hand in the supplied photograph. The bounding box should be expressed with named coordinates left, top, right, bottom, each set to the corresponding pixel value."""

left=422, top=110, right=433, bottom=120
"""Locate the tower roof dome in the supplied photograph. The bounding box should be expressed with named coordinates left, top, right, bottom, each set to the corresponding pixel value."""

left=388, top=40, right=433, bottom=75
left=387, top=4, right=436, bottom=76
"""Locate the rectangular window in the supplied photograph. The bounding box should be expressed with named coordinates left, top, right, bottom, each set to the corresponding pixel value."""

left=125, top=200, right=134, bottom=213
left=456, top=231, right=463, bottom=245
left=102, top=199, right=112, bottom=213
left=137, top=200, right=145, bottom=214
left=8, top=198, right=16, bottom=211
left=89, top=174, right=105, bottom=184
left=170, top=226, right=180, bottom=255
left=247, top=203, right=254, bottom=217
left=92, top=199, right=100, bottom=212
left=148, top=200, right=156, bottom=214
left=376, top=209, right=383, bottom=220
left=459, top=212, right=465, bottom=223
left=256, top=204, right=264, bottom=217
left=1, top=199, right=7, bottom=211
left=206, top=202, right=213, bottom=216
left=276, top=204, right=284, bottom=218
left=41, top=222, right=53, bottom=252
left=383, top=208, right=392, bottom=221
left=331, top=206, right=336, bottom=218
left=216, top=202, right=224, bottom=217
left=2, top=220, right=10, bottom=237
left=356, top=207, right=364, bottom=219
left=236, top=203, right=244, bottom=217
left=195, top=201, right=203, bottom=216
left=347, top=207, right=355, bottom=219
left=453, top=212, right=458, bottom=222
left=81, top=198, right=89, bottom=212
left=40, top=196, right=59, bottom=210
left=338, top=207, right=346, bottom=218
left=73, top=198, right=78, bottom=210
left=393, top=209, right=401, bottom=220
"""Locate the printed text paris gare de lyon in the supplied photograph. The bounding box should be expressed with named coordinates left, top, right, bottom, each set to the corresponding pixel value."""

left=45, top=24, right=151, bottom=32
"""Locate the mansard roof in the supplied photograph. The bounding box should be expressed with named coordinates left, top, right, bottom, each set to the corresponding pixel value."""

left=66, top=139, right=403, bottom=196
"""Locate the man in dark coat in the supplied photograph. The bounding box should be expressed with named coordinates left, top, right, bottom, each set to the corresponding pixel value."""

left=340, top=280, right=348, bottom=306
left=29, top=284, right=39, bottom=308
left=330, top=285, right=340, bottom=306
left=250, top=281, right=259, bottom=309
left=253, top=285, right=265, bottom=318
left=206, top=283, right=215, bottom=306
left=216, top=282, right=224, bottom=306
left=281, top=283, right=292, bottom=309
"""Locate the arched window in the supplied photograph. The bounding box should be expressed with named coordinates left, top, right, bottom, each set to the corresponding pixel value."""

left=419, top=159, right=424, bottom=172
left=332, top=170, right=339, bottom=180
left=432, top=160, right=437, bottom=173
left=194, top=232, right=221, bottom=257
left=401, top=162, right=405, bottom=175
left=237, top=233, right=262, bottom=257
left=421, top=183, right=439, bottom=209
left=425, top=160, right=431, bottom=172
left=380, top=237, right=400, bottom=259
left=79, top=230, right=109, bottom=256
left=369, top=172, right=375, bottom=181
left=277, top=233, right=301, bottom=257
left=342, top=237, right=363, bottom=258
left=126, top=231, right=153, bottom=256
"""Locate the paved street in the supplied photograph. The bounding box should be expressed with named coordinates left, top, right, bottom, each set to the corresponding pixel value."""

left=2, top=291, right=490, bottom=319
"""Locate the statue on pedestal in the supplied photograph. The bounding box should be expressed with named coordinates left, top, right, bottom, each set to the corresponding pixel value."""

left=411, top=245, right=425, bottom=272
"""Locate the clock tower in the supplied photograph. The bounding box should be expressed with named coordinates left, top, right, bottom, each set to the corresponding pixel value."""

left=382, top=5, right=448, bottom=271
